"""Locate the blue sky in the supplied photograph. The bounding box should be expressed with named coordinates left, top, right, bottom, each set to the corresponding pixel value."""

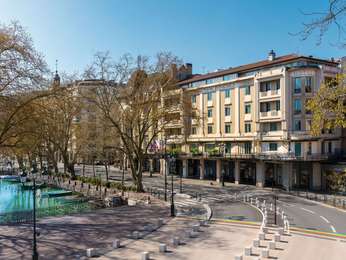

left=1, top=0, right=344, bottom=75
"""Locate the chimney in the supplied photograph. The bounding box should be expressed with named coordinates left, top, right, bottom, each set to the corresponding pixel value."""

left=268, top=50, right=276, bottom=61
left=185, top=63, right=192, bottom=76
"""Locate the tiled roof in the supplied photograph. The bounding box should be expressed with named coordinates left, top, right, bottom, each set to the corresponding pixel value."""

left=178, top=54, right=338, bottom=85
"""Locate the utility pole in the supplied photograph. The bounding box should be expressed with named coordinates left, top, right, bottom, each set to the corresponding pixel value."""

left=171, top=159, right=175, bottom=217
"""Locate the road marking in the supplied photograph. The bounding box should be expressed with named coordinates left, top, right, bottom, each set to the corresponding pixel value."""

left=320, top=216, right=330, bottom=223
left=331, top=225, right=336, bottom=233
left=301, top=208, right=315, bottom=214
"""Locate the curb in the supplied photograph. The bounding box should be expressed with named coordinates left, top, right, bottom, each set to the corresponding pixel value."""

left=290, top=227, right=346, bottom=239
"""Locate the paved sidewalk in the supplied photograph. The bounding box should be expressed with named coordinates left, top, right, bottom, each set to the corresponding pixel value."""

left=97, top=220, right=259, bottom=260
left=277, top=232, right=346, bottom=260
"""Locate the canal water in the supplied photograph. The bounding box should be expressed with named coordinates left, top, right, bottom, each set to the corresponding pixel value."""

left=0, top=179, right=91, bottom=222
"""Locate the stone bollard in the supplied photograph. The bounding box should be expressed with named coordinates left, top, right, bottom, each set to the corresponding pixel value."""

left=141, top=251, right=150, bottom=260
left=157, top=218, right=164, bottom=227
left=269, top=241, right=276, bottom=250
left=250, top=198, right=253, bottom=204
left=159, top=243, right=167, bottom=253
left=253, top=239, right=260, bottom=247
left=189, top=231, right=198, bottom=238
left=86, top=248, right=98, bottom=257
left=274, top=234, right=281, bottom=242
left=112, top=239, right=120, bottom=249
left=281, top=211, right=285, bottom=219
left=278, top=227, right=284, bottom=235
left=270, top=203, right=273, bottom=211
left=172, top=237, right=180, bottom=246
left=244, top=247, right=252, bottom=256
left=192, top=224, right=200, bottom=232
left=235, top=256, right=243, bottom=260
left=262, top=227, right=268, bottom=234
left=132, top=231, right=140, bottom=239
left=259, top=232, right=265, bottom=240
left=261, top=249, right=269, bottom=258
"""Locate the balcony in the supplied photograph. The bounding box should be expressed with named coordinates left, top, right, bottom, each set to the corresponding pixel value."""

left=259, top=89, right=281, bottom=99
left=260, top=110, right=281, bottom=119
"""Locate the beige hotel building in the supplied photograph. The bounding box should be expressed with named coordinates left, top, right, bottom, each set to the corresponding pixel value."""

left=158, top=51, right=344, bottom=191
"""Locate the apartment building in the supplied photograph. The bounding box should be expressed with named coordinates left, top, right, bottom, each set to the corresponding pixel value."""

left=163, top=51, right=344, bottom=191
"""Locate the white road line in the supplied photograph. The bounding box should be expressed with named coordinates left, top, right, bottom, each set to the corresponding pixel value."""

left=330, top=225, right=336, bottom=233
left=320, top=216, right=330, bottom=223
left=301, top=208, right=315, bottom=214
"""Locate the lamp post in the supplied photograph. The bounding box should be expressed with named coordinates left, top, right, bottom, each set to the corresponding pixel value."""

left=163, top=138, right=167, bottom=202
left=32, top=173, right=39, bottom=260
left=170, top=156, right=175, bottom=217
left=179, top=165, right=183, bottom=193
left=219, top=143, right=225, bottom=187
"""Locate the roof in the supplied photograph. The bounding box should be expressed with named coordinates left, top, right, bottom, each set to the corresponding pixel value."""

left=178, top=54, right=339, bottom=85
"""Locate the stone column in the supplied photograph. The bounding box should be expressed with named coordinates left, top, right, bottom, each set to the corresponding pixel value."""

left=282, top=162, right=292, bottom=191
left=256, top=161, right=265, bottom=188
left=216, top=159, right=222, bottom=183
left=199, top=159, right=205, bottom=180
left=149, top=159, right=154, bottom=176
left=182, top=159, right=188, bottom=178
left=312, top=162, right=321, bottom=191
left=235, top=160, right=240, bottom=184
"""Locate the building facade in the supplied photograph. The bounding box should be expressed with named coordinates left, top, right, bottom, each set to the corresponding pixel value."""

left=162, top=51, right=344, bottom=191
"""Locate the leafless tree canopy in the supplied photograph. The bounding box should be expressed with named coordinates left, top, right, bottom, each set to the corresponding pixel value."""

left=294, top=0, right=346, bottom=47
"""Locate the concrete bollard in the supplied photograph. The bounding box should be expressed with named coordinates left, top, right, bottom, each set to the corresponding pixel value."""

left=274, top=234, right=281, bottom=242
left=132, top=231, right=140, bottom=239
left=173, top=237, right=180, bottom=246
left=112, top=239, right=120, bottom=249
left=261, top=249, right=269, bottom=258
left=270, top=203, right=273, bottom=211
left=269, top=241, right=276, bottom=250
left=253, top=239, right=260, bottom=247
left=157, top=218, right=164, bottom=226
left=244, top=247, right=252, bottom=256
left=235, top=256, right=243, bottom=260
left=192, top=224, right=200, bottom=232
left=278, top=227, right=284, bottom=235
left=141, top=251, right=150, bottom=260
left=262, top=227, right=268, bottom=234
left=189, top=231, right=198, bottom=238
left=86, top=248, right=98, bottom=257
left=159, top=243, right=167, bottom=253
left=259, top=232, right=265, bottom=240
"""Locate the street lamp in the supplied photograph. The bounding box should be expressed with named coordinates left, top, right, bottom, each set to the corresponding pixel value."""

left=179, top=164, right=183, bottom=193
left=163, top=138, right=167, bottom=202
left=121, top=153, right=125, bottom=196
left=32, top=172, right=39, bottom=260
left=170, top=156, right=176, bottom=217
left=219, top=143, right=225, bottom=187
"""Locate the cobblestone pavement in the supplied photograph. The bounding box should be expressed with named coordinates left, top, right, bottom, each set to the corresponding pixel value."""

left=0, top=202, right=168, bottom=260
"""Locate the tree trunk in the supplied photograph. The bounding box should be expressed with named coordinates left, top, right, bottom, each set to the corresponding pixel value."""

left=104, top=162, right=109, bottom=181
left=92, top=160, right=96, bottom=177
left=68, top=162, right=76, bottom=179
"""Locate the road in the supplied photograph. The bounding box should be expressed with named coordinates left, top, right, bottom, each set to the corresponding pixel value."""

left=68, top=164, right=346, bottom=234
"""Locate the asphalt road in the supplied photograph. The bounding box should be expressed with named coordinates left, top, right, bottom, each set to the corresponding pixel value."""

left=68, top=164, right=346, bottom=234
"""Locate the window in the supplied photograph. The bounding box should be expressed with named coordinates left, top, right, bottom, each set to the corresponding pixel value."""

left=295, top=143, right=302, bottom=157
left=191, top=95, right=196, bottom=104
left=269, top=122, right=279, bottom=131
left=207, top=92, right=213, bottom=101
left=225, top=89, right=230, bottom=98
left=245, top=123, right=251, bottom=133
left=275, top=100, right=280, bottom=111
left=207, top=124, right=213, bottom=134
left=294, top=119, right=301, bottom=131
left=244, top=142, right=252, bottom=154
left=245, top=104, right=251, bottom=114
left=269, top=143, right=278, bottom=151
left=225, top=124, right=231, bottom=133
left=307, top=142, right=312, bottom=155
left=260, top=102, right=271, bottom=112
left=294, top=99, right=301, bottom=114
left=294, top=77, right=302, bottom=93
left=225, top=106, right=231, bottom=116
left=328, top=141, right=332, bottom=153
left=306, top=120, right=312, bottom=131
left=244, top=85, right=251, bottom=95
left=207, top=108, right=213, bottom=117
left=191, top=127, right=197, bottom=135
left=305, top=77, right=312, bottom=93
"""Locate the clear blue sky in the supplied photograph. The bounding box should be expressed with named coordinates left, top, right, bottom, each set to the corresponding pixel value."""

left=1, top=0, right=344, bottom=75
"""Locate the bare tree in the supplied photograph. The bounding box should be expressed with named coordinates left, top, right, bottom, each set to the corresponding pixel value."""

left=83, top=51, right=192, bottom=192
left=293, top=0, right=346, bottom=47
